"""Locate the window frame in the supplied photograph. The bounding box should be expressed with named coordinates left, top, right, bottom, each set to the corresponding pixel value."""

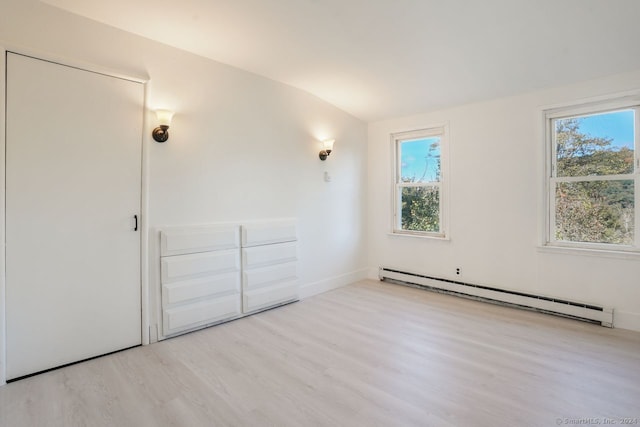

left=391, top=125, right=449, bottom=239
left=544, top=98, right=640, bottom=253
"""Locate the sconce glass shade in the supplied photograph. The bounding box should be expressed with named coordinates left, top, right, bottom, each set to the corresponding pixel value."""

left=155, top=109, right=174, bottom=127
left=323, top=139, right=335, bottom=152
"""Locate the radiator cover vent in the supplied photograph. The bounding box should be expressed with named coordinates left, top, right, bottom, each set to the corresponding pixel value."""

left=379, top=267, right=613, bottom=327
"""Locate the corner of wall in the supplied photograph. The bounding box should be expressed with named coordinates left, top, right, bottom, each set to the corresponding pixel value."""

left=299, top=268, right=369, bottom=299
left=614, top=310, right=640, bottom=332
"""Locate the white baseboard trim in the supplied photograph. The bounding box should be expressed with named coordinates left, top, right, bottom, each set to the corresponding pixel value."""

left=299, top=268, right=369, bottom=299
left=614, top=310, right=640, bottom=332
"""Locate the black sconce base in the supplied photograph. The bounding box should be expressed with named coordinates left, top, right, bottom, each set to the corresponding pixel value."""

left=319, top=149, right=332, bottom=161
left=152, top=125, right=169, bottom=143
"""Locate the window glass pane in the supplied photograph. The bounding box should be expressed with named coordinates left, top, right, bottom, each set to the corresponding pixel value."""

left=401, top=186, right=440, bottom=232
left=400, top=137, right=440, bottom=183
left=555, top=180, right=634, bottom=245
left=555, top=110, right=635, bottom=177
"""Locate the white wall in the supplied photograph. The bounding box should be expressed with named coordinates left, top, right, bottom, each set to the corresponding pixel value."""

left=368, top=71, right=640, bottom=332
left=0, top=0, right=368, bottom=383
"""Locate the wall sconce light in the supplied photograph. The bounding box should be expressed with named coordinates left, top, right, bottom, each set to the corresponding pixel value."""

left=319, top=139, right=335, bottom=161
left=152, top=110, right=174, bottom=143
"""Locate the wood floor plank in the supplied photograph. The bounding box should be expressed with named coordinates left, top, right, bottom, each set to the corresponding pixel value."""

left=1, top=279, right=639, bottom=426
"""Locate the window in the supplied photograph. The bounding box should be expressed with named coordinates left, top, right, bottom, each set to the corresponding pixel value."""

left=546, top=100, right=639, bottom=251
left=392, top=127, right=447, bottom=237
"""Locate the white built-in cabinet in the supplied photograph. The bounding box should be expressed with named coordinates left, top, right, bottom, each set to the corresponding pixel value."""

left=159, top=220, right=298, bottom=338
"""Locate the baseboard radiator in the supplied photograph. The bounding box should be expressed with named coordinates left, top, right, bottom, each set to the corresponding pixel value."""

left=379, top=267, right=614, bottom=327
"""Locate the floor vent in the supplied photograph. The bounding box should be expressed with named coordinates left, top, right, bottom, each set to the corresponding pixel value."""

left=379, top=267, right=613, bottom=327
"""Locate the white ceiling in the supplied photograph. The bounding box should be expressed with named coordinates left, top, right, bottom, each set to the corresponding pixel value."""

left=42, top=0, right=640, bottom=122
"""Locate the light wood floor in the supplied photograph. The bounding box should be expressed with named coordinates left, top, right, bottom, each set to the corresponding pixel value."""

left=1, top=280, right=639, bottom=427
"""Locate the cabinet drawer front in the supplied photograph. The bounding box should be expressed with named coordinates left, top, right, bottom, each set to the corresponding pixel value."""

left=162, top=250, right=240, bottom=283
left=163, top=295, right=240, bottom=336
left=242, top=262, right=297, bottom=291
left=162, top=273, right=240, bottom=307
left=160, top=225, right=240, bottom=256
left=242, top=242, right=297, bottom=269
left=243, top=281, right=298, bottom=313
left=241, top=220, right=297, bottom=247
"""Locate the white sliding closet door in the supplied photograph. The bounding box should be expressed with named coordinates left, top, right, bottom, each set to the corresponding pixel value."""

left=5, top=53, right=143, bottom=380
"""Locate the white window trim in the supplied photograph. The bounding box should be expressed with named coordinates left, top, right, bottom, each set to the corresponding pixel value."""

left=390, top=124, right=450, bottom=239
left=543, top=96, right=640, bottom=254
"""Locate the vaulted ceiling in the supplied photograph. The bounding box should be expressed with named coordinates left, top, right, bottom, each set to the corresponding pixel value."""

left=42, top=0, right=640, bottom=121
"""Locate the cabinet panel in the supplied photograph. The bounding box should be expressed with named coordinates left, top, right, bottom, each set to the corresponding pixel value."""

left=161, top=225, right=240, bottom=256
left=163, top=295, right=240, bottom=336
left=243, top=282, right=298, bottom=313
left=162, top=250, right=240, bottom=283
left=242, top=262, right=297, bottom=291
left=241, top=220, right=297, bottom=247
left=242, top=242, right=297, bottom=269
left=162, top=273, right=240, bottom=307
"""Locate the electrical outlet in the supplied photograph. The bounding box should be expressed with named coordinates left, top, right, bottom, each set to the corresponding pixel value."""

left=456, top=267, right=461, bottom=275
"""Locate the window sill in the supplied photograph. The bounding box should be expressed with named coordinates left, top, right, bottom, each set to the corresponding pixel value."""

left=537, top=244, right=640, bottom=260
left=388, top=231, right=450, bottom=241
